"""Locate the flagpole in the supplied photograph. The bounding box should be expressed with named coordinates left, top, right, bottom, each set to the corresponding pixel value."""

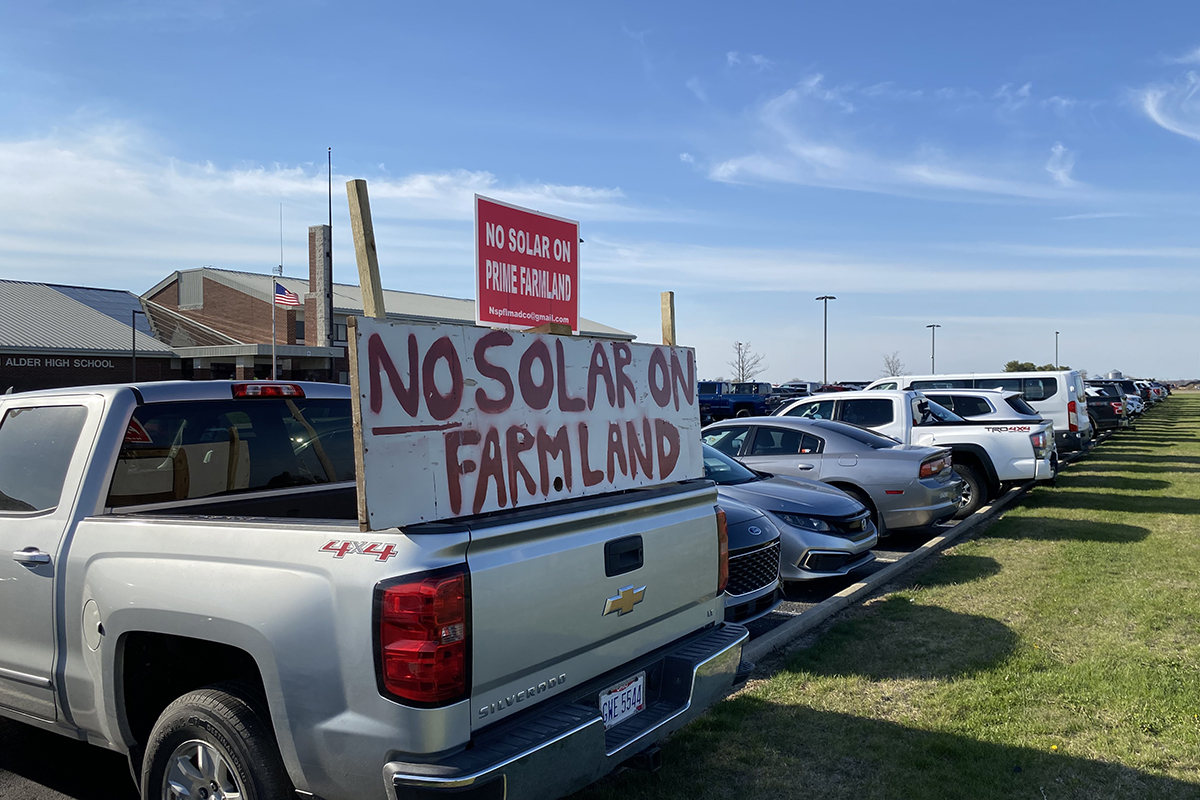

left=274, top=203, right=282, bottom=380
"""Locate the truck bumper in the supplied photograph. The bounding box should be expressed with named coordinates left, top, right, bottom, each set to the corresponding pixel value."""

left=1055, top=429, right=1090, bottom=453
left=384, top=623, right=748, bottom=800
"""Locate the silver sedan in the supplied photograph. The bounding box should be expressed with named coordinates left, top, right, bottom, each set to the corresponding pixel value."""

left=702, top=417, right=962, bottom=535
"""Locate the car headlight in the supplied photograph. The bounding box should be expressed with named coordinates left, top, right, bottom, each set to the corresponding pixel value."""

left=775, top=512, right=831, bottom=532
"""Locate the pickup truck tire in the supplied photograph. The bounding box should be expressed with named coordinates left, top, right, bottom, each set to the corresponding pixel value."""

left=952, top=463, right=986, bottom=520
left=735, top=408, right=752, bottom=418
left=140, top=682, right=293, bottom=800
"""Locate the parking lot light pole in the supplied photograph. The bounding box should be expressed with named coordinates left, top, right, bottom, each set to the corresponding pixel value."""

left=131, top=308, right=147, bottom=381
left=926, top=324, right=941, bottom=373
left=1056, top=331, right=1060, bottom=368
left=816, top=295, right=836, bottom=384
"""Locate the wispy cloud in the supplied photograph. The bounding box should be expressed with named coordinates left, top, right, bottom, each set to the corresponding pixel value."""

left=1139, top=71, right=1200, bottom=141
left=705, top=82, right=1086, bottom=200
left=726, top=51, right=772, bottom=71
left=994, top=82, right=1033, bottom=112
left=584, top=235, right=1200, bottom=294
left=1054, top=211, right=1140, bottom=221
left=1042, top=95, right=1077, bottom=114
left=685, top=77, right=707, bottom=102
left=679, top=152, right=694, bottom=164
left=1165, top=45, right=1200, bottom=65
left=1045, top=142, right=1076, bottom=187
left=0, top=123, right=658, bottom=290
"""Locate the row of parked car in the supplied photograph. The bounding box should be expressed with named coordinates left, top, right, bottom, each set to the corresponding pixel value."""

left=709, top=370, right=1170, bottom=625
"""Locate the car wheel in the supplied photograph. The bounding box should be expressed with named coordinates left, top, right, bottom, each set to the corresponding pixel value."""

left=735, top=408, right=751, bottom=418
left=141, top=682, right=293, bottom=800
left=952, top=463, right=986, bottom=520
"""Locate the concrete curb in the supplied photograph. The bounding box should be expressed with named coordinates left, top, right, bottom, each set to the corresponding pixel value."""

left=743, top=481, right=1035, bottom=665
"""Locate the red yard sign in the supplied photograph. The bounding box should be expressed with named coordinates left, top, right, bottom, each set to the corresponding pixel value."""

left=475, top=195, right=580, bottom=334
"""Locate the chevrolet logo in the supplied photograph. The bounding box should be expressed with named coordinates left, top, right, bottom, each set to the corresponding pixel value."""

left=603, top=585, right=646, bottom=617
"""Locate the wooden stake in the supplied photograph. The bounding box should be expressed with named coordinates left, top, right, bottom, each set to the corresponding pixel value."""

left=346, top=179, right=386, bottom=320
left=661, top=291, right=676, bottom=346
left=525, top=322, right=572, bottom=336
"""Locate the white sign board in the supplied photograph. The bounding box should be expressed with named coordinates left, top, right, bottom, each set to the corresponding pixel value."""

left=349, top=317, right=702, bottom=531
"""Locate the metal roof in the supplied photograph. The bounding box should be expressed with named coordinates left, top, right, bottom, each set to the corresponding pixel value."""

left=0, top=281, right=174, bottom=355
left=147, top=267, right=634, bottom=340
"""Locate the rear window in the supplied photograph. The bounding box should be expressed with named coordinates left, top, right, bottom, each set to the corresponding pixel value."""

left=811, top=420, right=898, bottom=449
left=108, top=398, right=355, bottom=508
left=944, top=395, right=994, bottom=417
left=1021, top=377, right=1059, bottom=401
left=1005, top=396, right=1039, bottom=415
left=839, top=398, right=894, bottom=427
left=702, top=426, right=749, bottom=457
left=699, top=382, right=722, bottom=394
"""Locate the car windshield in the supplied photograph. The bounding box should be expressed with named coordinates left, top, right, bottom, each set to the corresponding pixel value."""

left=702, top=443, right=760, bottom=485
left=810, top=419, right=900, bottom=448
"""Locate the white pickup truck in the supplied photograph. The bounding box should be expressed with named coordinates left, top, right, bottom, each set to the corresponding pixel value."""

left=774, top=390, right=1055, bottom=517
left=0, top=378, right=746, bottom=800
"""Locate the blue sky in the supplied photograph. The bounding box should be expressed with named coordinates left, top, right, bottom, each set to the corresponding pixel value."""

left=4, top=1, right=1200, bottom=380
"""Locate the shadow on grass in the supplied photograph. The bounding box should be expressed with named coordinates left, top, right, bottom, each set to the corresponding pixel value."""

left=911, top=553, right=1002, bottom=589
left=578, top=701, right=1200, bottom=800
left=1073, top=463, right=1200, bottom=475
left=1057, top=474, right=1172, bottom=492
left=0, top=717, right=138, bottom=800
left=789, top=599, right=1017, bottom=681
left=1085, top=453, right=1200, bottom=466
left=988, top=515, right=1150, bottom=544
left=1031, top=492, right=1200, bottom=518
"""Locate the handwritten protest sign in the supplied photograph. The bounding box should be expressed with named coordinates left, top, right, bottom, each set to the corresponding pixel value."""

left=349, top=317, right=701, bottom=531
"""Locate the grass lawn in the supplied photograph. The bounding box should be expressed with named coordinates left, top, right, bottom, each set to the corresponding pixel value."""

left=577, top=396, right=1200, bottom=800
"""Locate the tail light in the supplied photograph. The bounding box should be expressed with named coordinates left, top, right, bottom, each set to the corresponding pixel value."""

left=716, top=507, right=730, bottom=594
left=1030, top=431, right=1049, bottom=459
left=376, top=567, right=468, bottom=705
left=1067, top=400, right=1079, bottom=432
left=1110, top=401, right=1124, bottom=415
left=919, top=455, right=948, bottom=479
left=232, top=382, right=305, bottom=398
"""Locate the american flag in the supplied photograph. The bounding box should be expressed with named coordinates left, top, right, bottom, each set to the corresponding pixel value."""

left=274, top=282, right=301, bottom=306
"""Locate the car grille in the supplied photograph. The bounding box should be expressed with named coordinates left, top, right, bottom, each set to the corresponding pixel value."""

left=726, top=541, right=781, bottom=597
left=831, top=510, right=874, bottom=541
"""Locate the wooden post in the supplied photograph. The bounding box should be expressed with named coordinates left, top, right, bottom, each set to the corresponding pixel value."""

left=661, top=291, right=676, bottom=346
left=525, top=322, right=572, bottom=336
left=346, top=179, right=387, bottom=320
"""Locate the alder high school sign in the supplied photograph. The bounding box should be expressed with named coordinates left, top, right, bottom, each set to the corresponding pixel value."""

left=349, top=317, right=701, bottom=531
left=475, top=195, right=580, bottom=334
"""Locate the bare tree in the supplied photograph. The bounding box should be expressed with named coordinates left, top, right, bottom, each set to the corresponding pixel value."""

left=881, top=351, right=908, bottom=378
left=728, top=341, right=767, bottom=382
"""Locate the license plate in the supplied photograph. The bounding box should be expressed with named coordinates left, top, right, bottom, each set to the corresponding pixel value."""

left=599, top=671, right=645, bottom=729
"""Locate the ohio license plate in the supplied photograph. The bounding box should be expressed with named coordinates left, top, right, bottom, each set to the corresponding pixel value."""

left=599, top=671, right=645, bottom=729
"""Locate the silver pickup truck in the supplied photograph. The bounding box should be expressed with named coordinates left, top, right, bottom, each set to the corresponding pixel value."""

left=0, top=380, right=747, bottom=800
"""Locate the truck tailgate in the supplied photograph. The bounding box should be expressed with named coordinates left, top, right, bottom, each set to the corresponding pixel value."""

left=465, top=482, right=720, bottom=730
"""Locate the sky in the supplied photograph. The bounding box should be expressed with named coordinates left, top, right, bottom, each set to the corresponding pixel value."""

left=4, top=1, right=1200, bottom=381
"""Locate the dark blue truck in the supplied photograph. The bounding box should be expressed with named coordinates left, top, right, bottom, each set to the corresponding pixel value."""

left=699, top=381, right=775, bottom=423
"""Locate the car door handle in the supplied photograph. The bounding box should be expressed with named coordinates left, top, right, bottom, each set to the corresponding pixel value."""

left=12, top=549, right=51, bottom=566
left=796, top=464, right=815, bottom=471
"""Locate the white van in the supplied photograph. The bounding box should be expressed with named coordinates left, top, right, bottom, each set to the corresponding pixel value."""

left=867, top=371, right=1093, bottom=453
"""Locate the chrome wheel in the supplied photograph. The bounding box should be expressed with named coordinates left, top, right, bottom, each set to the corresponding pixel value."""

left=958, top=480, right=972, bottom=509
left=163, top=739, right=244, bottom=800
